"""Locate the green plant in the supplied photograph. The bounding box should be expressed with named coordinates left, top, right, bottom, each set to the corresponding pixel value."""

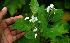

left=10, top=0, right=70, bottom=43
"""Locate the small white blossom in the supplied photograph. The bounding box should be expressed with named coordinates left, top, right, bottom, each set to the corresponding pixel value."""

left=33, top=27, right=37, bottom=32
left=25, top=17, right=29, bottom=20
left=54, top=12, right=55, bottom=14
left=35, top=33, right=37, bottom=38
left=29, top=19, right=32, bottom=22
left=47, top=4, right=54, bottom=13
left=47, top=6, right=51, bottom=13
left=29, top=15, right=38, bottom=23
left=50, top=4, right=54, bottom=8
left=46, top=4, right=58, bottom=14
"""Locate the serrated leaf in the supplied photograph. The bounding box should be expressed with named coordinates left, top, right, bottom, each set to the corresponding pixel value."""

left=30, top=0, right=39, bottom=14
left=41, top=14, right=48, bottom=31
left=43, top=24, right=69, bottom=39
left=37, top=5, right=48, bottom=36
left=37, top=5, right=48, bottom=31
left=11, top=18, right=34, bottom=31
left=49, top=9, right=63, bottom=22
left=51, top=36, right=70, bottom=43
left=16, top=36, right=41, bottom=43
left=51, top=20, right=70, bottom=31
left=24, top=30, right=35, bottom=39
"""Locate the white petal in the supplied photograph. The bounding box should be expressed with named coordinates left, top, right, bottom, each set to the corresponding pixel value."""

left=36, top=19, right=38, bottom=21
left=35, top=17, right=38, bottom=21
left=24, top=18, right=26, bottom=20
left=50, top=4, right=54, bottom=8
left=29, top=19, right=32, bottom=22
left=47, top=6, right=50, bottom=13
left=54, top=12, right=55, bottom=14
left=47, top=6, right=50, bottom=8
left=31, top=19, right=35, bottom=23
left=35, top=34, right=37, bottom=38
left=34, top=17, right=37, bottom=19
left=24, top=17, right=29, bottom=20
left=33, top=27, right=37, bottom=32
left=35, top=27, right=36, bottom=28
left=26, top=17, right=29, bottom=19
left=31, top=15, right=34, bottom=19
left=33, top=29, right=37, bottom=32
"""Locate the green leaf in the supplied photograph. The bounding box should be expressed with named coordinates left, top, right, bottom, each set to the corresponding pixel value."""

left=24, top=30, right=35, bottom=39
left=18, top=36, right=33, bottom=43
left=37, top=5, right=48, bottom=31
left=51, top=36, right=70, bottom=43
left=30, top=0, right=39, bottom=14
left=18, top=0, right=26, bottom=5
left=11, top=18, right=34, bottom=31
left=4, top=0, right=22, bottom=16
left=37, top=5, right=48, bottom=36
left=7, top=4, right=17, bottom=16
left=37, top=4, right=45, bottom=14
left=49, top=9, right=63, bottom=22
left=51, top=20, right=70, bottom=31
left=16, top=36, right=41, bottom=43
left=40, top=14, right=48, bottom=31
left=34, top=20, right=38, bottom=29
left=43, top=24, right=69, bottom=39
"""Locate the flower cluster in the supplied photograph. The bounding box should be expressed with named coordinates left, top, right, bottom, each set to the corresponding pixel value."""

left=24, top=15, right=38, bottom=38
left=24, top=15, right=38, bottom=23
left=29, top=15, right=38, bottom=23
left=33, top=27, right=38, bottom=38
left=47, top=4, right=57, bottom=14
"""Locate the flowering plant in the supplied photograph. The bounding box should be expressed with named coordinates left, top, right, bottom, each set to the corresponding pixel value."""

left=10, top=0, right=70, bottom=43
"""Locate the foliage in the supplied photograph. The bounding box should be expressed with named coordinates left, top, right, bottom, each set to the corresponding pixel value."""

left=4, top=0, right=26, bottom=16
left=11, top=18, right=34, bottom=31
left=50, top=35, right=70, bottom=43
left=49, top=9, right=63, bottom=22
left=0, top=0, right=70, bottom=43
left=30, top=0, right=39, bottom=14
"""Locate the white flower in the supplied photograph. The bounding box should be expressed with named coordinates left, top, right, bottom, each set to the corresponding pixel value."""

left=29, top=19, right=32, bottom=22
left=47, top=6, right=51, bottom=13
left=33, top=27, right=37, bottom=32
left=35, top=33, right=37, bottom=38
left=50, top=4, right=54, bottom=8
left=24, top=17, right=29, bottom=20
left=29, top=15, right=38, bottom=23
left=47, top=4, right=54, bottom=13
left=54, top=12, right=55, bottom=14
